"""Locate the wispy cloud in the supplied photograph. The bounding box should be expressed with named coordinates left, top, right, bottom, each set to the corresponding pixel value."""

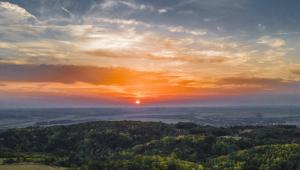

left=291, top=69, right=300, bottom=75
left=257, top=36, right=286, bottom=48
left=219, top=77, right=285, bottom=86
left=257, top=24, right=266, bottom=31
left=166, top=26, right=207, bottom=36
left=100, top=0, right=153, bottom=11
left=0, top=1, right=38, bottom=24
left=158, top=8, right=168, bottom=14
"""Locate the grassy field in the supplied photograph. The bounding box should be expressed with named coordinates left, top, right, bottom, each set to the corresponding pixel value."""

left=0, top=163, right=67, bottom=170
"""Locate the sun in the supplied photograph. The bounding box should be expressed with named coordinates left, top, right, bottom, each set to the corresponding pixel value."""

left=135, top=100, right=140, bottom=105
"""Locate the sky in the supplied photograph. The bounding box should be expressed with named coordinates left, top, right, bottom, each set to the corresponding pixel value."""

left=0, top=0, right=300, bottom=107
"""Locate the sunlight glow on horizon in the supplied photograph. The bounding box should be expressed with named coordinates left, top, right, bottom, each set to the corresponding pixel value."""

left=0, top=0, right=300, bottom=106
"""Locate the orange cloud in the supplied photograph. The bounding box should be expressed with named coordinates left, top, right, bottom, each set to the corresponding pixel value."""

left=219, top=77, right=285, bottom=86
left=291, top=69, right=300, bottom=75
left=1, top=63, right=299, bottom=104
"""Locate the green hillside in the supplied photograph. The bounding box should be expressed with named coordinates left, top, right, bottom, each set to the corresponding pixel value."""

left=1, top=121, right=300, bottom=169
left=208, top=144, right=300, bottom=170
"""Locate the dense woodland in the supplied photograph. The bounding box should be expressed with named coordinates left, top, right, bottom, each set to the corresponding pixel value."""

left=1, top=121, right=300, bottom=169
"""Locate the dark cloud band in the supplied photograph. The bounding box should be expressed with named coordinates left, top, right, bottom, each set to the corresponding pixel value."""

left=0, top=63, right=164, bottom=85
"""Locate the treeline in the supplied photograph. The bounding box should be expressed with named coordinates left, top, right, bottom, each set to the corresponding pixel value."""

left=1, top=121, right=300, bottom=169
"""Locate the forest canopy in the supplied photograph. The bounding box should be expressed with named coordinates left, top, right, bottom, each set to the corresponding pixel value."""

left=1, top=121, right=300, bottom=170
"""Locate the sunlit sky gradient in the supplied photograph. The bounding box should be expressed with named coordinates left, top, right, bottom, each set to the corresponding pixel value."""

left=0, top=0, right=300, bottom=107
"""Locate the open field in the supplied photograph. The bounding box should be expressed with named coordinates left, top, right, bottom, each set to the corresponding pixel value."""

left=0, top=164, right=66, bottom=170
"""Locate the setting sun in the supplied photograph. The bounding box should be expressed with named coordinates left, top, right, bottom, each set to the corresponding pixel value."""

left=135, top=100, right=141, bottom=105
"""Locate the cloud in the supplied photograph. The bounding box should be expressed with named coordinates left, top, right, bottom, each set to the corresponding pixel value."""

left=219, top=77, right=285, bottom=87
left=0, top=42, right=15, bottom=49
left=90, top=17, right=148, bottom=27
left=84, top=17, right=206, bottom=36
left=76, top=27, right=256, bottom=67
left=88, top=0, right=154, bottom=18
left=100, top=0, right=152, bottom=11
left=257, top=24, right=266, bottom=31
left=0, top=63, right=172, bottom=85
left=158, top=8, right=168, bottom=14
left=83, top=49, right=226, bottom=64
left=203, top=18, right=217, bottom=22
left=257, top=36, right=286, bottom=48
left=291, top=69, right=300, bottom=75
left=0, top=2, right=38, bottom=25
left=166, top=26, right=207, bottom=36
left=79, top=30, right=236, bottom=65
left=0, top=16, right=217, bottom=67
left=277, top=31, right=299, bottom=36
left=61, top=7, right=73, bottom=18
